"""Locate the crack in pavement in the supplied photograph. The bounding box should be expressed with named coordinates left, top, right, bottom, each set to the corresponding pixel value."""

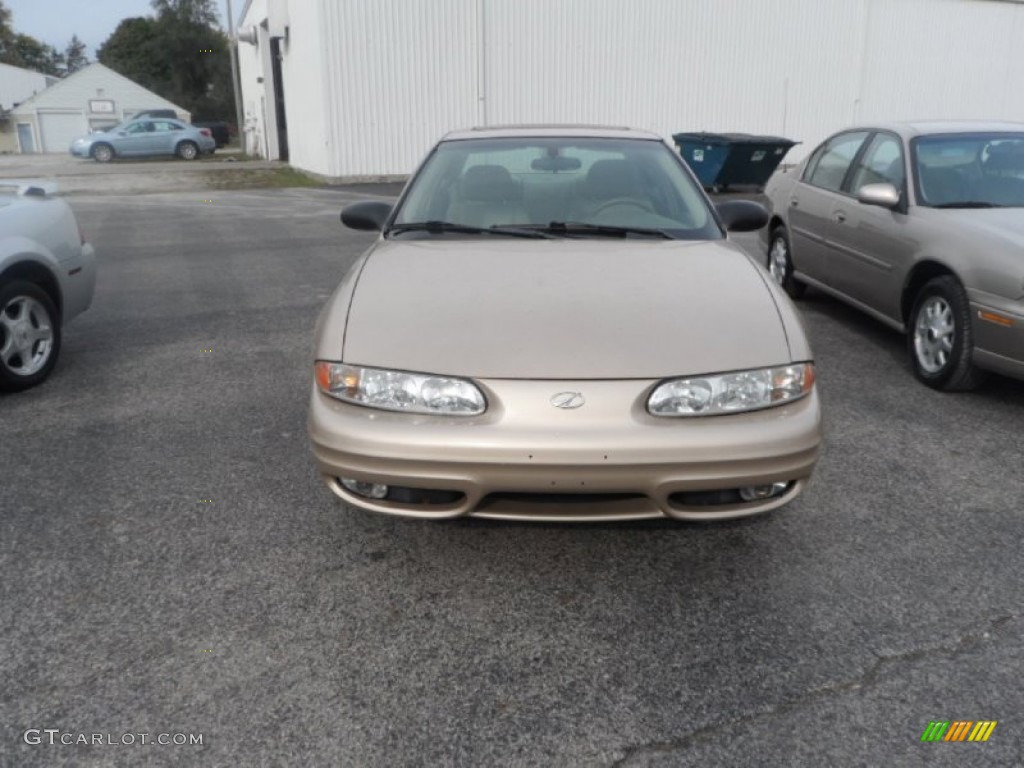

left=608, top=613, right=1016, bottom=767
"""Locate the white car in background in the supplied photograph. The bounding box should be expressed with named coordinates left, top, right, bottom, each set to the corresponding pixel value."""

left=0, top=182, right=96, bottom=392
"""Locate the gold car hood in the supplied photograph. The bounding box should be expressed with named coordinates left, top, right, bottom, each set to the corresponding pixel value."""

left=340, top=237, right=792, bottom=379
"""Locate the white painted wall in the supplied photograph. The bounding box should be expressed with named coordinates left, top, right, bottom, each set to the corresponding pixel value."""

left=239, top=0, right=1024, bottom=179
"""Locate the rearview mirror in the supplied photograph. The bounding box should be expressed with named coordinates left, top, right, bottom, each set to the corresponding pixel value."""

left=341, top=201, right=393, bottom=231
left=531, top=155, right=582, bottom=172
left=857, top=183, right=900, bottom=209
left=715, top=200, right=769, bottom=233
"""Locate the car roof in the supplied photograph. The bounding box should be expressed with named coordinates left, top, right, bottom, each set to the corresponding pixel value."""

left=441, top=124, right=663, bottom=141
left=855, top=120, right=1024, bottom=139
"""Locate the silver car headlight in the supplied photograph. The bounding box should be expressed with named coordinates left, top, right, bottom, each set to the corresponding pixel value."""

left=315, top=362, right=486, bottom=415
left=648, top=363, right=814, bottom=417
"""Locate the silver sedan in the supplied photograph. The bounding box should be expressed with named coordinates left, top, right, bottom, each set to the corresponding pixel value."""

left=70, top=118, right=216, bottom=162
left=763, top=120, right=1024, bottom=390
left=0, top=182, right=96, bottom=391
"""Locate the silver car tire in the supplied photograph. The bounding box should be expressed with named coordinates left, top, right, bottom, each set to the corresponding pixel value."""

left=0, top=280, right=62, bottom=392
left=92, top=143, right=114, bottom=163
left=908, top=275, right=985, bottom=391
left=176, top=141, right=199, bottom=161
left=767, top=226, right=805, bottom=299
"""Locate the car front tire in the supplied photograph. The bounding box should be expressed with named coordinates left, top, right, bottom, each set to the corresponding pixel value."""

left=767, top=225, right=806, bottom=299
left=0, top=280, right=62, bottom=392
left=92, top=143, right=114, bottom=163
left=908, top=275, right=985, bottom=391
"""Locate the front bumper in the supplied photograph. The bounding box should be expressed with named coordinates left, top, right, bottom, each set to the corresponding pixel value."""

left=308, top=378, right=823, bottom=522
left=969, top=291, right=1024, bottom=381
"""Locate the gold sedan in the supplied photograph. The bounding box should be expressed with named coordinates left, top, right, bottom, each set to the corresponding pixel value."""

left=309, top=126, right=822, bottom=522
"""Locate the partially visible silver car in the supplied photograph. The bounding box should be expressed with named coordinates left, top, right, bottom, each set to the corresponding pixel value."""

left=763, top=120, right=1024, bottom=390
left=70, top=118, right=216, bottom=162
left=0, top=182, right=96, bottom=392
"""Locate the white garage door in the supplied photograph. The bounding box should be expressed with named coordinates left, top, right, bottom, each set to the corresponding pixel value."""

left=39, top=112, right=87, bottom=153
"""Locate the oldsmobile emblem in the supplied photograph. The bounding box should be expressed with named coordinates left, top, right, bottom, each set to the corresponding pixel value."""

left=550, top=391, right=585, bottom=409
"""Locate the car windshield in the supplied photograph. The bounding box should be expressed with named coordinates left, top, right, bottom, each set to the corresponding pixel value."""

left=390, top=137, right=722, bottom=239
left=914, top=132, right=1024, bottom=208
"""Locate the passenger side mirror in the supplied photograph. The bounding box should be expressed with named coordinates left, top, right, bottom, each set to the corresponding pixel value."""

left=715, top=200, right=769, bottom=232
left=340, top=201, right=393, bottom=231
left=857, top=183, right=900, bottom=209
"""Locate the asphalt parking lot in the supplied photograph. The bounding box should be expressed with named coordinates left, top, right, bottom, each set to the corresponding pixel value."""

left=2, top=186, right=1023, bottom=767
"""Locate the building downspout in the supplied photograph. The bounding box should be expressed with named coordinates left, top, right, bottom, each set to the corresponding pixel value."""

left=477, top=0, right=488, bottom=126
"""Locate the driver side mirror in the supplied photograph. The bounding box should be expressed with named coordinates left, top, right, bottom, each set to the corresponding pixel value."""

left=715, top=200, right=769, bottom=232
left=856, top=183, right=901, bottom=209
left=340, top=200, right=393, bottom=231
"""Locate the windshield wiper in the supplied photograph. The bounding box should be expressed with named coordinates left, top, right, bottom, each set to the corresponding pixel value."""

left=388, top=221, right=552, bottom=238
left=540, top=221, right=674, bottom=239
left=932, top=201, right=1006, bottom=209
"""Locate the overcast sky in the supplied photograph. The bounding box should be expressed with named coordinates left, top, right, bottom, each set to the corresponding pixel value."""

left=7, top=0, right=237, bottom=58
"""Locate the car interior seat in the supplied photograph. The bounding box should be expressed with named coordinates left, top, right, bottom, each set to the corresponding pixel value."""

left=918, top=165, right=970, bottom=206
left=574, top=159, right=649, bottom=220
left=446, top=165, right=529, bottom=227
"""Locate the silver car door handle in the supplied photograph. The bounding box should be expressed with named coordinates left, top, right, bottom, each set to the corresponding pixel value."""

left=833, top=211, right=846, bottom=223
left=790, top=199, right=799, bottom=208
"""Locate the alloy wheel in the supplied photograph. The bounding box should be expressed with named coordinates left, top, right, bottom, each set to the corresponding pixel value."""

left=913, top=296, right=955, bottom=374
left=0, top=295, right=55, bottom=376
left=769, top=236, right=789, bottom=286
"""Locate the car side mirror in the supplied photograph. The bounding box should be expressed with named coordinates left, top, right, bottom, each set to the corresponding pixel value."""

left=715, top=200, right=769, bottom=232
left=857, top=183, right=900, bottom=209
left=340, top=201, right=393, bottom=231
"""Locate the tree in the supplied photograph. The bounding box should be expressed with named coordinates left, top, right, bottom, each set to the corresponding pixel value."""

left=97, top=18, right=165, bottom=88
left=0, top=0, right=13, bottom=59
left=0, top=0, right=65, bottom=76
left=151, top=0, right=219, bottom=27
left=98, top=0, right=234, bottom=122
left=64, top=34, right=88, bottom=74
left=5, top=33, right=64, bottom=75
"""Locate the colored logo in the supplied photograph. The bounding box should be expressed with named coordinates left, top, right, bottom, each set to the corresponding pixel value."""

left=920, top=721, right=997, bottom=742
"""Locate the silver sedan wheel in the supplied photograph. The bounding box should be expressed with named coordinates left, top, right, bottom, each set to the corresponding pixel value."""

left=178, top=142, right=198, bottom=160
left=913, top=296, right=955, bottom=374
left=0, top=295, right=55, bottom=376
left=93, top=144, right=113, bottom=162
left=768, top=235, right=789, bottom=286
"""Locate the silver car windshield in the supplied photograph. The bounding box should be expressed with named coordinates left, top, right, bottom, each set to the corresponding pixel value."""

left=392, top=137, right=722, bottom=239
left=914, top=133, right=1024, bottom=208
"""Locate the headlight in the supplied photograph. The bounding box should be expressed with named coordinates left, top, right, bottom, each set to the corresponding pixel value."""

left=648, top=363, right=814, bottom=417
left=315, top=362, right=486, bottom=415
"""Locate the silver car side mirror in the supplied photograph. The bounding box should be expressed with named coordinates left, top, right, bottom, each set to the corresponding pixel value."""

left=857, top=183, right=901, bottom=209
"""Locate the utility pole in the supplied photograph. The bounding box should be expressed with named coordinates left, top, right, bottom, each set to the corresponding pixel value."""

left=226, top=0, right=246, bottom=151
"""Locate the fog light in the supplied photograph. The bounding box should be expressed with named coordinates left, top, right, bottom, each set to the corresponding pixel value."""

left=739, top=482, right=789, bottom=502
left=340, top=478, right=388, bottom=499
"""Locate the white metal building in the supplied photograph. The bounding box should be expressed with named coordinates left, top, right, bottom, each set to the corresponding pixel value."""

left=10, top=63, right=190, bottom=154
left=0, top=62, right=56, bottom=153
left=237, top=0, right=1024, bottom=181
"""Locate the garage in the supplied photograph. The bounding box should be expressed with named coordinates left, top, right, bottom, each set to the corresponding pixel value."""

left=37, top=111, right=87, bottom=153
left=10, top=63, right=188, bottom=154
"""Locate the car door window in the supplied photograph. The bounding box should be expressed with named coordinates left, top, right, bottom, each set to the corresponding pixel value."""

left=847, top=134, right=904, bottom=193
left=805, top=131, right=870, bottom=192
left=152, top=121, right=178, bottom=132
left=125, top=122, right=149, bottom=135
